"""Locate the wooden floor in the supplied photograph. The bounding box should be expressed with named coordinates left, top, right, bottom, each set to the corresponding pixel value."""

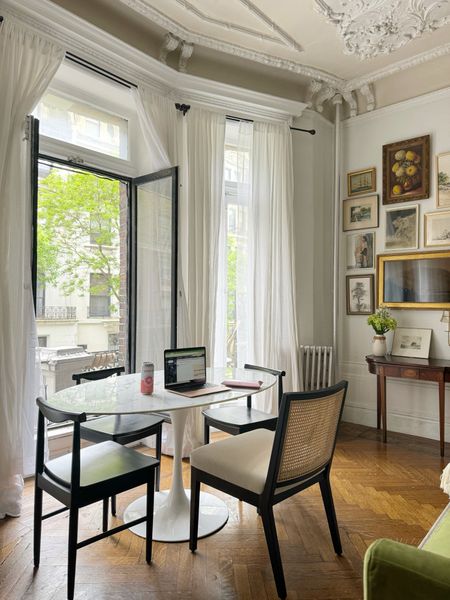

left=1, top=423, right=449, bottom=600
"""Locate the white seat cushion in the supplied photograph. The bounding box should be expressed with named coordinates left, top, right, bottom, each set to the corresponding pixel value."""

left=190, top=429, right=275, bottom=494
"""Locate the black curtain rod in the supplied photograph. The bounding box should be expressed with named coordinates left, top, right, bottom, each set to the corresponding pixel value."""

left=226, top=114, right=315, bottom=135
left=65, top=52, right=137, bottom=89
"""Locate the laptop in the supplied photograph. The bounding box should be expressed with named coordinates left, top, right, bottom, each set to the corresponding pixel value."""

left=164, top=346, right=229, bottom=397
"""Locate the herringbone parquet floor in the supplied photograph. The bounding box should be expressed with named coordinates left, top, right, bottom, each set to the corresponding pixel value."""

left=1, top=423, right=448, bottom=600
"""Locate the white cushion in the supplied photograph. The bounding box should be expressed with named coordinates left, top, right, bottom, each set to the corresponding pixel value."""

left=190, top=429, right=275, bottom=494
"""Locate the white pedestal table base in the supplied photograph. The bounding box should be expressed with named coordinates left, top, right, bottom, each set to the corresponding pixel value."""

left=123, top=489, right=228, bottom=542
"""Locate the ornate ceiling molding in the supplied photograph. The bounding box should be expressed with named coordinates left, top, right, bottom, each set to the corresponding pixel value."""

left=119, top=0, right=302, bottom=52
left=315, top=0, right=450, bottom=60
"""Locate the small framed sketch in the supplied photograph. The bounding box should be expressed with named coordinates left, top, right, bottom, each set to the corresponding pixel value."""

left=343, top=195, right=378, bottom=232
left=383, top=135, right=430, bottom=204
left=347, top=167, right=376, bottom=197
left=346, top=274, right=374, bottom=315
left=385, top=204, right=419, bottom=250
left=392, top=327, right=432, bottom=359
left=346, top=232, right=375, bottom=269
left=424, top=210, right=450, bottom=247
left=437, top=152, right=450, bottom=208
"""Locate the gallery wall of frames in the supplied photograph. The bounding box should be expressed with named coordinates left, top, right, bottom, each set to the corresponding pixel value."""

left=339, top=88, right=450, bottom=441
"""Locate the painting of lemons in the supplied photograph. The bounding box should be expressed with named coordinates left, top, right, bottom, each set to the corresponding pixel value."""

left=383, top=135, right=430, bottom=204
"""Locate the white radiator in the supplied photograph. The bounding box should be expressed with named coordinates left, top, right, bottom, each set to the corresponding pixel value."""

left=299, top=345, right=334, bottom=391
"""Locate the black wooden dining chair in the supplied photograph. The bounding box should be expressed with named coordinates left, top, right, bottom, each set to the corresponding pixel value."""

left=201, top=364, right=285, bottom=444
left=34, top=397, right=158, bottom=600
left=190, top=380, right=348, bottom=599
left=72, top=367, right=164, bottom=516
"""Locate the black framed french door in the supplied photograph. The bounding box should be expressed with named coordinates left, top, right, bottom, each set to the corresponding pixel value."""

left=130, top=167, right=178, bottom=372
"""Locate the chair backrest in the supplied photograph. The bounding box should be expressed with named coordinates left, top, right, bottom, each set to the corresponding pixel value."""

left=72, top=365, right=125, bottom=385
left=299, top=345, right=333, bottom=391
left=35, top=397, right=87, bottom=491
left=244, top=363, right=286, bottom=409
left=263, top=380, right=347, bottom=497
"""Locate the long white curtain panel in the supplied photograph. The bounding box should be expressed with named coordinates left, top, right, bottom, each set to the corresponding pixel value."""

left=0, top=17, right=64, bottom=518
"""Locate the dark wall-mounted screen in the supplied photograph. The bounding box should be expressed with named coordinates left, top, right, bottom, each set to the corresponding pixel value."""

left=378, top=251, right=450, bottom=309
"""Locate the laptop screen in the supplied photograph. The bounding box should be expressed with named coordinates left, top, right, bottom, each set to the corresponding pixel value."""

left=164, top=347, right=207, bottom=389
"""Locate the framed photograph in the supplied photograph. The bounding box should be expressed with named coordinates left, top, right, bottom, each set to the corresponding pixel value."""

left=424, top=210, right=450, bottom=247
left=347, top=167, right=376, bottom=197
left=437, top=152, right=450, bottom=208
left=343, top=195, right=379, bottom=231
left=346, top=274, right=374, bottom=315
left=377, top=250, right=450, bottom=309
left=385, top=204, right=419, bottom=251
left=391, top=327, right=432, bottom=359
left=346, top=232, right=375, bottom=269
left=383, top=135, right=430, bottom=204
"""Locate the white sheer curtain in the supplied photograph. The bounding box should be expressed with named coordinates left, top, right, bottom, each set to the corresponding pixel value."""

left=0, top=18, right=64, bottom=518
left=248, top=121, right=300, bottom=411
left=179, top=107, right=226, bottom=452
left=133, top=88, right=225, bottom=455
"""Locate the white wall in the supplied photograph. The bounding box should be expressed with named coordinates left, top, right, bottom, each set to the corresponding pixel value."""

left=339, top=87, right=450, bottom=442
left=293, top=110, right=334, bottom=347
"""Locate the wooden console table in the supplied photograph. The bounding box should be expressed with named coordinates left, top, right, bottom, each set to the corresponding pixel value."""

left=366, top=354, right=450, bottom=456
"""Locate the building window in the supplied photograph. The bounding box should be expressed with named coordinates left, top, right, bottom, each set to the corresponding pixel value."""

left=37, top=336, right=48, bottom=348
left=33, top=91, right=128, bottom=159
left=89, top=273, right=111, bottom=317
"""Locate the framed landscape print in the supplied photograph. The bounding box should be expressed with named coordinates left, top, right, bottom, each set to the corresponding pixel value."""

left=392, top=327, right=432, bottom=359
left=346, top=274, right=374, bottom=315
left=343, top=195, right=378, bottom=231
left=347, top=167, right=376, bottom=197
left=346, top=232, right=375, bottom=269
left=424, top=210, right=450, bottom=247
left=383, top=135, right=430, bottom=204
left=385, top=204, right=419, bottom=251
left=437, top=152, right=450, bottom=208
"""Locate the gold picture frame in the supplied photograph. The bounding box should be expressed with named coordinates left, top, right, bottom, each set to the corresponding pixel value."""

left=343, top=195, right=379, bottom=232
left=347, top=167, right=376, bottom=197
left=382, top=135, right=430, bottom=205
left=377, top=250, right=450, bottom=309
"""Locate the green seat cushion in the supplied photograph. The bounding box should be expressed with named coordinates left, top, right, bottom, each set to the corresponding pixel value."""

left=421, top=503, right=450, bottom=559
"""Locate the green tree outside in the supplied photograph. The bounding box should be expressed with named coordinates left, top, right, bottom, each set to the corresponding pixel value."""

left=37, top=170, right=120, bottom=304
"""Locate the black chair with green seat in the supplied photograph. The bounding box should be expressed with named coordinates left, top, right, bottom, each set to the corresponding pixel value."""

left=34, top=397, right=158, bottom=600
left=201, top=364, right=285, bottom=444
left=72, top=367, right=163, bottom=516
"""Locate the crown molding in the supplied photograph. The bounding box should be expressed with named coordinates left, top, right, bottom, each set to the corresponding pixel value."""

left=0, top=0, right=307, bottom=122
left=342, top=85, right=450, bottom=127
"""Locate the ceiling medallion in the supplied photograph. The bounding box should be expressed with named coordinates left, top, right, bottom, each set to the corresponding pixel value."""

left=315, top=0, right=450, bottom=59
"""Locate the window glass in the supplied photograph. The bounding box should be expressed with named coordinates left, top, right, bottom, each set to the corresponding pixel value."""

left=34, top=92, right=128, bottom=159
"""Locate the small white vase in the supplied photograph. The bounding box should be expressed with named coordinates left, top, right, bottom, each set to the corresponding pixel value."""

left=372, top=335, right=387, bottom=357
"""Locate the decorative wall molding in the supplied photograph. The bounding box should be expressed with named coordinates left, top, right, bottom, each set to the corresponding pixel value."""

left=0, top=0, right=307, bottom=122
left=178, top=41, right=194, bottom=73
left=159, top=32, right=179, bottom=64
left=315, top=0, right=450, bottom=60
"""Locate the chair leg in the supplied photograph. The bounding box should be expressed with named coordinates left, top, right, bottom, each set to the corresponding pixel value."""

left=111, top=495, right=117, bottom=517
left=319, top=475, right=342, bottom=555
left=102, top=498, right=108, bottom=532
left=33, top=484, right=43, bottom=568
left=155, top=426, right=162, bottom=492
left=203, top=420, right=210, bottom=445
left=146, top=474, right=155, bottom=564
left=67, top=507, right=79, bottom=600
left=189, top=469, right=201, bottom=552
left=261, top=506, right=287, bottom=600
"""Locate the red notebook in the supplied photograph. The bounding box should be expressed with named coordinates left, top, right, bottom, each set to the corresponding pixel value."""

left=221, top=379, right=263, bottom=389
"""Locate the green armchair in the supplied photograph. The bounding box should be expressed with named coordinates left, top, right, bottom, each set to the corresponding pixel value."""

left=364, top=504, right=450, bottom=600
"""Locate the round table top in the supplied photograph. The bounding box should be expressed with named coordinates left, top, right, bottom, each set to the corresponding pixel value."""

left=46, top=368, right=277, bottom=415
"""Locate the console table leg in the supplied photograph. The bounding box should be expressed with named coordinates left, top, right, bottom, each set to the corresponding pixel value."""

left=439, top=377, right=445, bottom=457
left=380, top=375, right=387, bottom=443
left=376, top=375, right=381, bottom=430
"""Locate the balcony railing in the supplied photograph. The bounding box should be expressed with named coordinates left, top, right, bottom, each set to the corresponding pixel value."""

left=36, top=306, right=77, bottom=320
